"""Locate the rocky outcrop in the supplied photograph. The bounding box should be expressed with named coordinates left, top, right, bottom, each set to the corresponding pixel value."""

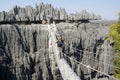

left=0, top=3, right=101, bottom=22
left=68, top=10, right=101, bottom=20
left=0, top=24, right=62, bottom=80
left=0, top=22, right=114, bottom=80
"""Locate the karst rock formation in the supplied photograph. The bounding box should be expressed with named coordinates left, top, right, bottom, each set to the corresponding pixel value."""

left=0, top=3, right=114, bottom=80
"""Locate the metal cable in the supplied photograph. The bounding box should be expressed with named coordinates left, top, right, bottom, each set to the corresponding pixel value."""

left=63, top=53, right=119, bottom=80
left=70, top=48, right=120, bottom=70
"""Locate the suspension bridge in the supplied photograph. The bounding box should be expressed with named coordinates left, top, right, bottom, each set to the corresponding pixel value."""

left=48, top=22, right=119, bottom=80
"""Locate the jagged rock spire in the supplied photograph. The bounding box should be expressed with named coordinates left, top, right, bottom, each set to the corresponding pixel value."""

left=0, top=3, right=101, bottom=22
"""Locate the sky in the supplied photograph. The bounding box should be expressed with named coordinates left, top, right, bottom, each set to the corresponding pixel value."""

left=0, top=0, right=120, bottom=20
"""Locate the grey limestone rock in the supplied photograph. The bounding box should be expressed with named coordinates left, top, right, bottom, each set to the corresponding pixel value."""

left=0, top=3, right=101, bottom=22
left=0, top=24, right=61, bottom=80
left=0, top=2, right=114, bottom=80
left=0, top=11, right=6, bottom=21
left=56, top=22, right=114, bottom=80
left=0, top=22, right=114, bottom=80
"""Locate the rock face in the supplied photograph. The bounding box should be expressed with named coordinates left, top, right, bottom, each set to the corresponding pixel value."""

left=0, top=3, right=101, bottom=22
left=0, top=24, right=62, bottom=80
left=0, top=22, right=114, bottom=80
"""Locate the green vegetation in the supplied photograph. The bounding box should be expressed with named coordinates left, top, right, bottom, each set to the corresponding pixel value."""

left=109, top=20, right=120, bottom=78
left=109, top=22, right=120, bottom=51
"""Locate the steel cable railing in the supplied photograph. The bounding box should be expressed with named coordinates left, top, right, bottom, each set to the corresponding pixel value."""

left=70, top=48, right=120, bottom=70
left=63, top=53, right=119, bottom=80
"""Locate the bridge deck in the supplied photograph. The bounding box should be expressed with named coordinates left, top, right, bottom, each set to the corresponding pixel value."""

left=49, top=24, right=80, bottom=80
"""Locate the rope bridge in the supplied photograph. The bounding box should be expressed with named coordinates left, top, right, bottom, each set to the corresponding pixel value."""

left=48, top=22, right=80, bottom=80
left=48, top=22, right=119, bottom=80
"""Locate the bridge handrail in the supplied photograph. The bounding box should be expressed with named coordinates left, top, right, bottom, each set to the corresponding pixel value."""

left=72, top=48, right=120, bottom=59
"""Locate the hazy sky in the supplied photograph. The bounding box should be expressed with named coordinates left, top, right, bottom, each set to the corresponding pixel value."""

left=0, top=0, right=120, bottom=20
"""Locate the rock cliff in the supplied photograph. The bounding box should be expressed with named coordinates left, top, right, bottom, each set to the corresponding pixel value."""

left=0, top=3, right=101, bottom=22
left=0, top=22, right=114, bottom=80
left=0, top=2, right=114, bottom=80
left=0, top=24, right=63, bottom=80
left=56, top=22, right=114, bottom=80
